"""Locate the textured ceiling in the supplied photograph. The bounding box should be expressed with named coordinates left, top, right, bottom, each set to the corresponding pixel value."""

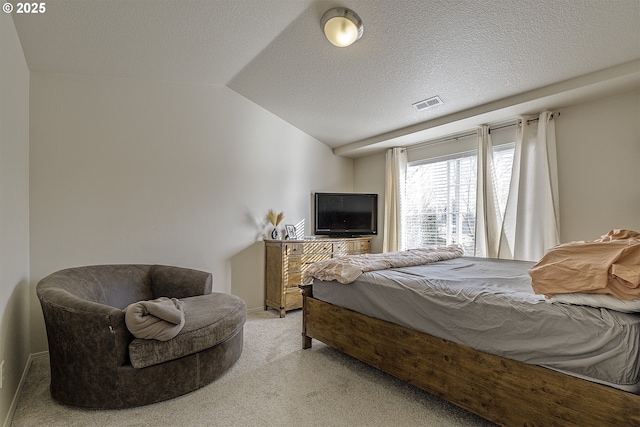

left=12, top=0, right=640, bottom=154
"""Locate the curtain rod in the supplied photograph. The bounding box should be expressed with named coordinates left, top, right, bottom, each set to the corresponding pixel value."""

left=491, top=112, right=561, bottom=132
left=525, top=111, right=561, bottom=124
left=407, top=112, right=560, bottom=151
left=405, top=131, right=473, bottom=152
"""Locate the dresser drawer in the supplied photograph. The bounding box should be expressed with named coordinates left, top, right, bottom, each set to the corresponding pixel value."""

left=287, top=255, right=332, bottom=272
left=284, top=287, right=303, bottom=311
left=285, top=272, right=303, bottom=288
left=285, top=244, right=304, bottom=255
left=333, top=241, right=349, bottom=253
left=286, top=242, right=334, bottom=255
left=348, top=240, right=370, bottom=253
left=330, top=240, right=371, bottom=255
left=287, top=257, right=302, bottom=272
left=303, top=242, right=335, bottom=254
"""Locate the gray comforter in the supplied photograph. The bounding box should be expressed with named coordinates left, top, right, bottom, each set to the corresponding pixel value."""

left=312, top=257, right=640, bottom=388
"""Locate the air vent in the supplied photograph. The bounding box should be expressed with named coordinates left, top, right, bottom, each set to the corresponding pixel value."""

left=413, top=96, right=443, bottom=111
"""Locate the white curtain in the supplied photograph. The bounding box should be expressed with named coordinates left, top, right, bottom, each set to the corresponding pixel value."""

left=499, top=111, right=560, bottom=261
left=383, top=147, right=407, bottom=253
left=474, top=125, right=502, bottom=258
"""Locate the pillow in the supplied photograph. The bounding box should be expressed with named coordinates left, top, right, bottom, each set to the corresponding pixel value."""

left=549, top=293, right=640, bottom=313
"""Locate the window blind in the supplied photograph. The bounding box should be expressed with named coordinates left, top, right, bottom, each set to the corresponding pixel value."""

left=403, top=151, right=477, bottom=254
left=402, top=143, right=515, bottom=255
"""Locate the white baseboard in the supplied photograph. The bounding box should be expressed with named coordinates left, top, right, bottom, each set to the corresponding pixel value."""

left=3, top=352, right=48, bottom=427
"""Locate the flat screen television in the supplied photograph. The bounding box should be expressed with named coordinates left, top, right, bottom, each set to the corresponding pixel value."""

left=314, top=192, right=378, bottom=236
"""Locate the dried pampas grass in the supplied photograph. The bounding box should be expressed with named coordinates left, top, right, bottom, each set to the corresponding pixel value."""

left=267, top=209, right=284, bottom=226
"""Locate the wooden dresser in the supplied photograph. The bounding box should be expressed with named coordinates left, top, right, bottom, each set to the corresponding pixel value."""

left=264, top=237, right=371, bottom=317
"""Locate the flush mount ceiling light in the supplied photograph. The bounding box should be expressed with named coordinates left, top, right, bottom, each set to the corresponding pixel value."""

left=321, top=7, right=363, bottom=47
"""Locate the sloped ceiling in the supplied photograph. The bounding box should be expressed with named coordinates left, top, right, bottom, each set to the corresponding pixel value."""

left=11, top=0, right=640, bottom=156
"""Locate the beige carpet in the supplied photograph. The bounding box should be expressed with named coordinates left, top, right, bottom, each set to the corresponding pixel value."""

left=10, top=310, right=495, bottom=426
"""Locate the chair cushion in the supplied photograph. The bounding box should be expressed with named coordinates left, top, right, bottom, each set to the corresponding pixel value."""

left=128, top=292, right=246, bottom=369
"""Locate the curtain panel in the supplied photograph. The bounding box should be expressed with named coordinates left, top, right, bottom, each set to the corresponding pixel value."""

left=474, top=125, right=503, bottom=258
left=499, top=111, right=560, bottom=261
left=383, top=147, right=407, bottom=252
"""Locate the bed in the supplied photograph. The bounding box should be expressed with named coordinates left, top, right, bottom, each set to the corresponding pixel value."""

left=300, top=249, right=640, bottom=426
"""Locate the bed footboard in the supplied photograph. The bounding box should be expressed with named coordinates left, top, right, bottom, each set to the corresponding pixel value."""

left=300, top=284, right=640, bottom=427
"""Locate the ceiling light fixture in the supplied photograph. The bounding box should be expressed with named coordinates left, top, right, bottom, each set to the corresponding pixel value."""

left=321, top=7, right=363, bottom=47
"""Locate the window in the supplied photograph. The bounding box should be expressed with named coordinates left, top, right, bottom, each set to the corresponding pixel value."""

left=402, top=143, right=514, bottom=255
left=491, top=143, right=516, bottom=216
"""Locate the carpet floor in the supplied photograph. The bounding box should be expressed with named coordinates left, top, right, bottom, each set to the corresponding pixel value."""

left=10, top=309, right=495, bottom=426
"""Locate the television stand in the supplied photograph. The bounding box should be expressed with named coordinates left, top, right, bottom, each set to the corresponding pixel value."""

left=264, top=236, right=371, bottom=317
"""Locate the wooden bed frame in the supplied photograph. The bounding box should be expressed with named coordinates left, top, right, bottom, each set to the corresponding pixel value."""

left=300, top=284, right=640, bottom=427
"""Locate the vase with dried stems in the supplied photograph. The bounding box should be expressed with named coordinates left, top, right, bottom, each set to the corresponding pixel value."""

left=267, top=209, right=284, bottom=239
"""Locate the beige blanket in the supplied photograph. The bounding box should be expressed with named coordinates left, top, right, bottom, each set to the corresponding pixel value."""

left=124, top=297, right=185, bottom=341
left=302, top=245, right=465, bottom=284
left=529, top=229, right=640, bottom=300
